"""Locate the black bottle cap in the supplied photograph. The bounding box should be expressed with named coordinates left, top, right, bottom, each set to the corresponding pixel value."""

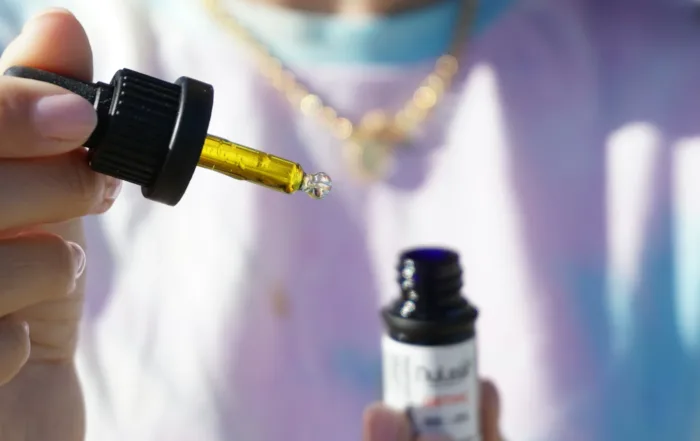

left=3, top=66, right=214, bottom=206
left=382, top=247, right=478, bottom=346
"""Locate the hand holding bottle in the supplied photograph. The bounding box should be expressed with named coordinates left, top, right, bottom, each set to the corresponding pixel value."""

left=363, top=380, right=502, bottom=441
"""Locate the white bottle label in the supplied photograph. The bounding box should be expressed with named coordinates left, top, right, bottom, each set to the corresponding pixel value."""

left=382, top=335, right=480, bottom=441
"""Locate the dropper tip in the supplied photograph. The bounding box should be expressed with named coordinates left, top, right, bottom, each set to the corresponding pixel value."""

left=300, top=172, right=332, bottom=199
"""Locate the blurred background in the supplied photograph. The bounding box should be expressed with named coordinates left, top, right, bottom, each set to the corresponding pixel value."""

left=2, top=1, right=700, bottom=440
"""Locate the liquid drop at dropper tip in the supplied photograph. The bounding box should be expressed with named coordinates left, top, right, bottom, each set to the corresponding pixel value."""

left=300, top=172, right=332, bottom=199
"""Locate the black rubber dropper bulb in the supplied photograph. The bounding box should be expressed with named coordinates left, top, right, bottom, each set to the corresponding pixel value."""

left=4, top=66, right=213, bottom=206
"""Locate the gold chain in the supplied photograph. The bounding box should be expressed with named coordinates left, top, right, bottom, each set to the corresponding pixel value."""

left=201, top=0, right=477, bottom=181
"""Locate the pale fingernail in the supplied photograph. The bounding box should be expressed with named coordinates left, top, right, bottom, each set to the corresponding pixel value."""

left=66, top=241, right=86, bottom=279
left=21, top=322, right=29, bottom=336
left=34, top=94, right=97, bottom=143
left=93, top=177, right=122, bottom=213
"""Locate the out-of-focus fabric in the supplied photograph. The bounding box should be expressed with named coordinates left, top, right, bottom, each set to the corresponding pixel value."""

left=2, top=1, right=700, bottom=440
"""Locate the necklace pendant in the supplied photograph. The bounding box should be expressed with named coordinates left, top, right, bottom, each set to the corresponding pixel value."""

left=344, top=139, right=395, bottom=182
left=344, top=115, right=403, bottom=182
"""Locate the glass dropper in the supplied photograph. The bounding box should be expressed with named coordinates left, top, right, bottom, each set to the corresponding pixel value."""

left=198, top=135, right=332, bottom=199
left=3, top=65, right=332, bottom=205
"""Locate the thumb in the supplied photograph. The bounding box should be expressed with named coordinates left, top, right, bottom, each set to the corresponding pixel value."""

left=0, top=6, right=93, bottom=269
left=0, top=7, right=93, bottom=345
left=0, top=7, right=93, bottom=81
left=363, top=404, right=412, bottom=441
left=480, top=380, right=502, bottom=441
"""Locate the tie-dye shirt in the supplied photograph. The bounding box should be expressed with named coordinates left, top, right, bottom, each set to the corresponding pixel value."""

left=2, top=0, right=700, bottom=440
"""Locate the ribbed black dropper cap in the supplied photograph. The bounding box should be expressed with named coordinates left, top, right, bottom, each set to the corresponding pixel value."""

left=382, top=247, right=478, bottom=346
left=3, top=66, right=214, bottom=206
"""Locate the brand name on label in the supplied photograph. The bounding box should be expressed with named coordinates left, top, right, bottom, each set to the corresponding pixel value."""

left=415, top=360, right=472, bottom=384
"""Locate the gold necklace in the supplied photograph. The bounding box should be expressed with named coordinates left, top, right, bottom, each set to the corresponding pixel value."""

left=201, top=0, right=477, bottom=182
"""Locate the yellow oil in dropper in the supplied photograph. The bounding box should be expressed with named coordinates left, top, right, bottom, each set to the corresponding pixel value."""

left=197, top=134, right=332, bottom=199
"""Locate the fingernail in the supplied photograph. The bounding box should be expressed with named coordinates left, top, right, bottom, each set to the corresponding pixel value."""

left=66, top=241, right=86, bottom=279
left=33, top=94, right=97, bottom=143
left=104, top=177, right=123, bottom=201
left=93, top=177, right=122, bottom=213
left=21, top=322, right=29, bottom=336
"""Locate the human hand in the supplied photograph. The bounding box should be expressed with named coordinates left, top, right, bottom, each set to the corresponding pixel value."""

left=0, top=8, right=120, bottom=440
left=363, top=380, right=502, bottom=441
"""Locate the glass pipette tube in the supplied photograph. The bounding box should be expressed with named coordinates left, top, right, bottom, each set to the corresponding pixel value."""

left=197, top=135, right=332, bottom=199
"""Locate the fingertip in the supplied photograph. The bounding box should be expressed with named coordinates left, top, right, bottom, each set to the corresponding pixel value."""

left=22, top=7, right=76, bottom=32
left=481, top=379, right=501, bottom=414
left=480, top=379, right=502, bottom=441
left=363, top=402, right=397, bottom=417
left=91, top=177, right=123, bottom=215
left=363, top=404, right=411, bottom=441
left=363, top=403, right=399, bottom=430
left=65, top=241, right=86, bottom=280
left=0, top=7, right=93, bottom=81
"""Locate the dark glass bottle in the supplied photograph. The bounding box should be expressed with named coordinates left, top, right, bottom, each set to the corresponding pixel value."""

left=381, top=247, right=481, bottom=441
